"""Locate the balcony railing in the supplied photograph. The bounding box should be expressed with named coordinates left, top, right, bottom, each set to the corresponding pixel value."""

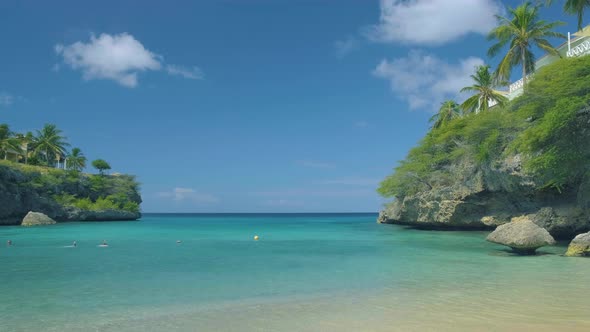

left=509, top=74, right=534, bottom=93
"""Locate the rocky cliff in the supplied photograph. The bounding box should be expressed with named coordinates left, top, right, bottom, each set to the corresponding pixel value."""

left=378, top=56, right=590, bottom=240
left=379, top=154, right=590, bottom=239
left=0, top=162, right=141, bottom=225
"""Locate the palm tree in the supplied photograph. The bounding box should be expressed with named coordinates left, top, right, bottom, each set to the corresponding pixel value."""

left=33, top=124, right=70, bottom=167
left=565, top=0, right=590, bottom=30
left=0, top=124, right=22, bottom=161
left=460, top=65, right=509, bottom=114
left=488, top=2, right=565, bottom=88
left=429, top=100, right=461, bottom=129
left=15, top=131, right=34, bottom=164
left=544, top=0, right=590, bottom=30
left=66, top=148, right=87, bottom=172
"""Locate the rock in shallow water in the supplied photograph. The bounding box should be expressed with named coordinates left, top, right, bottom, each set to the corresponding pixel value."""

left=21, top=211, right=56, bottom=226
left=565, top=232, right=590, bottom=257
left=486, top=216, right=555, bottom=255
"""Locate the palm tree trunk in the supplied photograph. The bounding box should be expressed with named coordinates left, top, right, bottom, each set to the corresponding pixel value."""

left=522, top=47, right=527, bottom=89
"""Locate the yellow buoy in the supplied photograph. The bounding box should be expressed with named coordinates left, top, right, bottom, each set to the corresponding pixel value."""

left=254, top=235, right=259, bottom=241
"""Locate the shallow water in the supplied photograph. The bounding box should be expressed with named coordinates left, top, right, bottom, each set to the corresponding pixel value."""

left=1, top=213, right=588, bottom=331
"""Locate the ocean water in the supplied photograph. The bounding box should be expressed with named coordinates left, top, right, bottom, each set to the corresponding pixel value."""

left=1, top=213, right=589, bottom=331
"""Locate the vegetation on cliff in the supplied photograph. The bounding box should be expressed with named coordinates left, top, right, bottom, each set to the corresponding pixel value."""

left=0, top=160, right=141, bottom=214
left=379, top=54, right=590, bottom=206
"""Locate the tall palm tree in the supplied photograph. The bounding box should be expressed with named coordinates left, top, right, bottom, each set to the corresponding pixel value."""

left=429, top=100, right=461, bottom=129
left=66, top=147, right=87, bottom=172
left=0, top=124, right=22, bottom=161
left=460, top=65, right=509, bottom=114
left=34, top=124, right=70, bottom=167
left=565, top=0, right=590, bottom=30
left=15, top=131, right=34, bottom=164
left=544, top=0, right=590, bottom=30
left=488, top=2, right=565, bottom=87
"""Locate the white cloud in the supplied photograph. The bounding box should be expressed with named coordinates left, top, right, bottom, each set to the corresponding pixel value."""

left=55, top=33, right=161, bottom=87
left=373, top=50, right=483, bottom=111
left=366, top=0, right=501, bottom=45
left=335, top=36, right=359, bottom=57
left=157, top=187, right=219, bottom=204
left=297, top=160, right=335, bottom=169
left=166, top=65, right=204, bottom=80
left=55, top=32, right=203, bottom=87
left=251, top=189, right=372, bottom=198
left=0, top=92, right=14, bottom=107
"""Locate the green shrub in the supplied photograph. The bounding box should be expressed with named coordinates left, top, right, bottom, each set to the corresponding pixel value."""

left=379, top=55, right=590, bottom=198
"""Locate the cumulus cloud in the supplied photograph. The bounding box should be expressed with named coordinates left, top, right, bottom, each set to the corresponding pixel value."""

left=55, top=33, right=203, bottom=87
left=366, top=0, right=501, bottom=45
left=166, top=65, right=204, bottom=80
left=0, top=92, right=14, bottom=107
left=55, top=33, right=161, bottom=87
left=373, top=50, right=483, bottom=111
left=251, top=188, right=373, bottom=198
left=157, top=187, right=219, bottom=204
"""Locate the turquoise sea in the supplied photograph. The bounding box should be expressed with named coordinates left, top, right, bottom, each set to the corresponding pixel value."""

left=1, top=213, right=589, bottom=331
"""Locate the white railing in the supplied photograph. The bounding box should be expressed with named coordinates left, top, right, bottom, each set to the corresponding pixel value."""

left=509, top=74, right=534, bottom=93
left=567, top=39, right=590, bottom=58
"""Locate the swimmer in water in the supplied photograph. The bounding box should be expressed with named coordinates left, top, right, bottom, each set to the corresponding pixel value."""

left=73, top=241, right=77, bottom=247
left=101, top=240, right=108, bottom=246
left=176, top=240, right=182, bottom=244
left=7, top=240, right=12, bottom=247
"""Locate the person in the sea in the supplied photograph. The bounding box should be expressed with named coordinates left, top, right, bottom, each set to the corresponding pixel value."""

left=7, top=240, right=12, bottom=247
left=73, top=241, right=77, bottom=247
left=101, top=240, right=108, bottom=246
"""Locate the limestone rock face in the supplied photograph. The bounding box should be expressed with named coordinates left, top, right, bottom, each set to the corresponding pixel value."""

left=21, top=211, right=56, bottom=226
left=380, top=154, right=590, bottom=239
left=377, top=210, right=389, bottom=223
left=486, top=217, right=556, bottom=254
left=565, top=232, right=590, bottom=257
left=0, top=164, right=142, bottom=225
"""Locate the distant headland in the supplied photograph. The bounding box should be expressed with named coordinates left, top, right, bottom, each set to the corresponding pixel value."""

left=0, top=123, right=141, bottom=225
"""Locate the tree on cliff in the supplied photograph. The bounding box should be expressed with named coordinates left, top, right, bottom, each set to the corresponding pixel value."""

left=429, top=100, right=461, bottom=129
left=544, top=0, right=590, bottom=30
left=0, top=124, right=22, bottom=161
left=34, top=124, right=70, bottom=167
left=460, top=65, right=508, bottom=114
left=488, top=2, right=565, bottom=88
left=565, top=0, right=590, bottom=30
left=66, top=148, right=87, bottom=172
left=92, top=159, right=111, bottom=175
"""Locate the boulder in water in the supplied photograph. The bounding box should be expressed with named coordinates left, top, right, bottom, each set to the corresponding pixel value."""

left=486, top=216, right=555, bottom=255
left=565, top=231, right=590, bottom=257
left=21, top=211, right=56, bottom=227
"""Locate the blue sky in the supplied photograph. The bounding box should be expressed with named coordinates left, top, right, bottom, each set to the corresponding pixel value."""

left=0, top=0, right=580, bottom=212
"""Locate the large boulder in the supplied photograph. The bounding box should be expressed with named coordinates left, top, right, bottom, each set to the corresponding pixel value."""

left=486, top=216, right=555, bottom=255
left=21, top=211, right=56, bottom=226
left=565, top=231, right=590, bottom=257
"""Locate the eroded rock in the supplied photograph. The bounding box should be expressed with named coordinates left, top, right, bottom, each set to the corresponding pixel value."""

left=486, top=217, right=555, bottom=255
left=565, top=232, right=590, bottom=257
left=21, top=211, right=56, bottom=227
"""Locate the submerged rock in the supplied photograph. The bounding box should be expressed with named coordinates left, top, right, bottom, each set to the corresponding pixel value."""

left=486, top=216, right=555, bottom=255
left=565, top=232, right=590, bottom=257
left=21, top=211, right=56, bottom=226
